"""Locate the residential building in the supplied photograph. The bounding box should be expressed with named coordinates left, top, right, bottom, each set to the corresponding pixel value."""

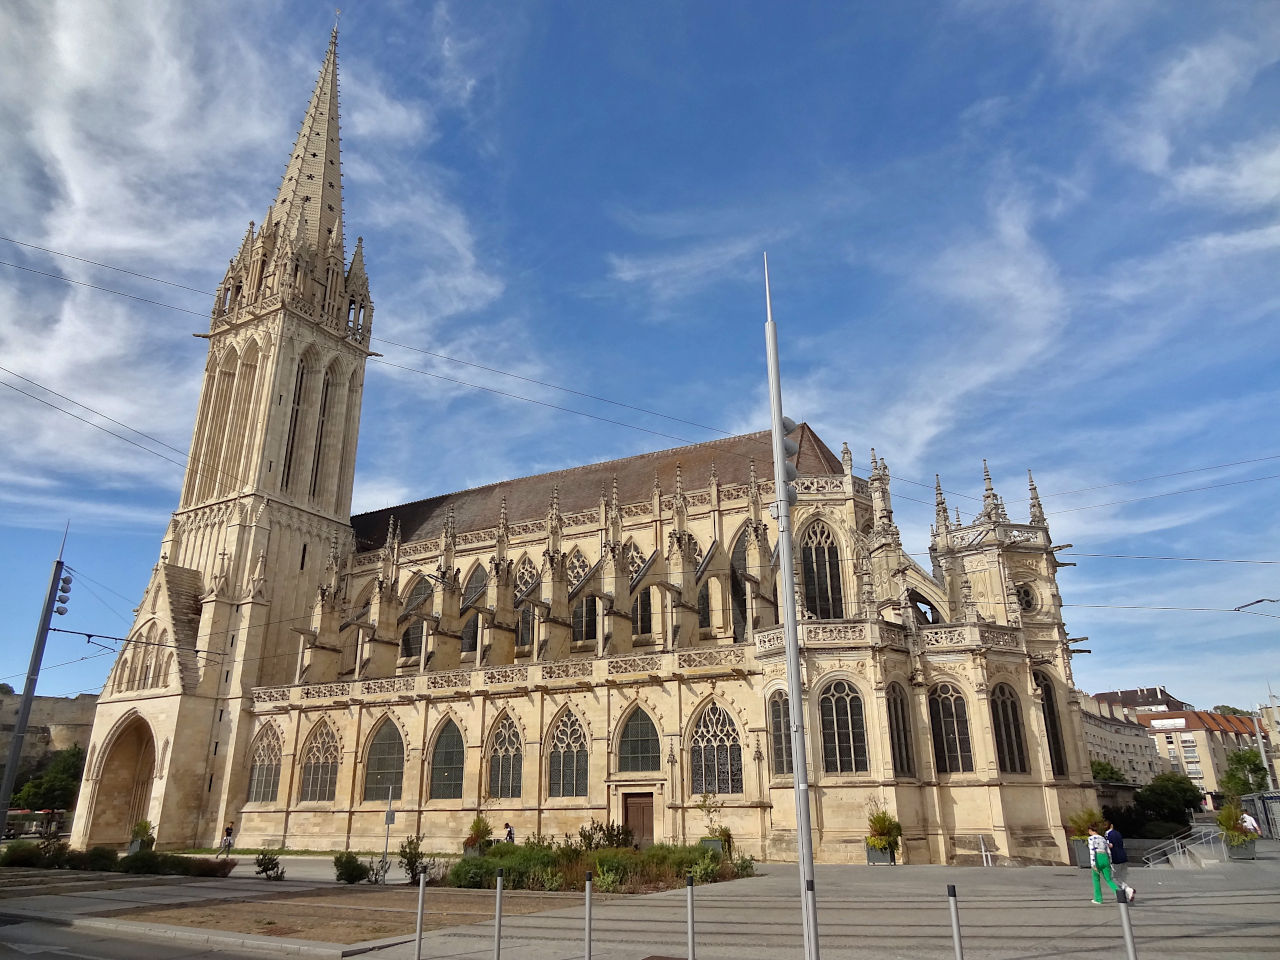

left=1079, top=696, right=1168, bottom=785
left=1135, top=711, right=1271, bottom=805
left=1092, top=687, right=1194, bottom=714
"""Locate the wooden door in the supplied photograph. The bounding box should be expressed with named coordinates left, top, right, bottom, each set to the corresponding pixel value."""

left=624, top=793, right=654, bottom=848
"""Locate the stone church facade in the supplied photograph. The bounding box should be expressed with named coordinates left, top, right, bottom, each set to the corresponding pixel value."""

left=71, top=31, right=1096, bottom=865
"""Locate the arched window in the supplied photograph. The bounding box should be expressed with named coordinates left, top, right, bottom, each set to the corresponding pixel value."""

left=625, top=542, right=646, bottom=579
left=429, top=720, right=465, bottom=800
left=400, top=579, right=432, bottom=658
left=299, top=722, right=340, bottom=802
left=617, top=708, right=661, bottom=772
left=548, top=712, right=589, bottom=797
left=1035, top=671, right=1068, bottom=777
left=768, top=691, right=793, bottom=776
left=488, top=716, right=522, bottom=799
left=886, top=682, right=915, bottom=778
left=363, top=720, right=405, bottom=801
left=990, top=684, right=1028, bottom=774
left=308, top=368, right=332, bottom=499
left=689, top=704, right=743, bottom=795
left=573, top=596, right=598, bottom=645
left=517, top=605, right=536, bottom=647
left=246, top=727, right=281, bottom=803
left=566, top=549, right=590, bottom=588
left=730, top=533, right=749, bottom=642
left=631, top=587, right=654, bottom=636
left=280, top=357, right=307, bottom=492
left=819, top=679, right=868, bottom=773
left=461, top=613, right=480, bottom=653
left=929, top=683, right=974, bottom=774
left=462, top=566, right=487, bottom=608
left=697, top=581, right=711, bottom=630
left=515, top=557, right=539, bottom=596
left=800, top=521, right=844, bottom=619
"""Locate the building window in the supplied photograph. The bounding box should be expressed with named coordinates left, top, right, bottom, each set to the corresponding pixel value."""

left=548, top=712, right=589, bottom=798
left=400, top=579, right=432, bottom=658
left=246, top=726, right=281, bottom=803
left=573, top=596, right=598, bottom=644
left=886, top=681, right=915, bottom=778
left=689, top=704, right=743, bottom=795
left=280, top=358, right=307, bottom=492
left=631, top=587, right=654, bottom=636
left=517, top=605, right=536, bottom=647
left=460, top=613, right=480, bottom=653
left=800, top=521, right=844, bottom=619
left=730, top=533, right=749, bottom=643
left=1034, top=671, right=1068, bottom=777
left=308, top=369, right=331, bottom=498
left=769, top=691, right=793, bottom=776
left=625, top=542, right=646, bottom=579
left=299, top=722, right=340, bottom=802
left=462, top=566, right=487, bottom=608
left=515, top=557, right=539, bottom=596
left=819, top=679, right=869, bottom=773
left=566, top=549, right=590, bottom=588
left=990, top=684, right=1029, bottom=774
left=697, top=581, right=712, bottom=630
left=929, top=683, right=974, bottom=774
left=363, top=721, right=404, bottom=802
left=429, top=719, right=465, bottom=800
left=618, top=708, right=661, bottom=772
left=1015, top=583, right=1037, bottom=613
left=488, top=716, right=522, bottom=799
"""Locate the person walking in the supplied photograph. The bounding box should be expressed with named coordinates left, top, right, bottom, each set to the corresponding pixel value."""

left=503, top=822, right=515, bottom=844
left=1087, top=824, right=1133, bottom=905
left=1104, top=821, right=1130, bottom=888
left=216, top=822, right=234, bottom=858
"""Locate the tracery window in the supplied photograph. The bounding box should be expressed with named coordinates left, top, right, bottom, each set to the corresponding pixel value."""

left=886, top=681, right=916, bottom=778
left=929, top=683, right=974, bottom=774
left=246, top=726, right=281, bottom=803
left=697, top=581, right=712, bottom=630
left=730, top=532, right=749, bottom=643
left=429, top=719, right=465, bottom=800
left=460, top=613, right=480, bottom=653
left=299, top=722, right=340, bottom=802
left=990, top=684, right=1028, bottom=774
left=308, top=369, right=331, bottom=499
left=800, top=521, right=844, bottom=619
left=689, top=704, right=743, bottom=795
left=517, top=605, right=536, bottom=647
left=818, top=679, right=868, bottom=773
left=625, top=542, right=646, bottom=579
left=488, top=716, right=522, bottom=799
left=617, top=708, right=661, bottom=772
left=1016, top=583, right=1037, bottom=613
left=547, top=712, right=589, bottom=797
left=280, top=358, right=307, bottom=492
left=631, top=587, right=654, bottom=636
left=462, top=566, right=487, bottom=608
left=572, top=596, right=598, bottom=645
left=566, top=550, right=590, bottom=588
left=515, top=557, right=539, bottom=596
left=363, top=720, right=405, bottom=802
left=1035, top=671, right=1068, bottom=777
left=400, top=578, right=432, bottom=658
left=768, top=691, right=793, bottom=776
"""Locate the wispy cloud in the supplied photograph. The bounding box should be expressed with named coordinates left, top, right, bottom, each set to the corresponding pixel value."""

left=606, top=234, right=767, bottom=305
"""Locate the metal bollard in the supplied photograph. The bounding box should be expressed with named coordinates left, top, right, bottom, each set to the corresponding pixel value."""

left=414, top=870, right=426, bottom=960
left=584, top=869, right=593, bottom=960
left=946, top=884, right=964, bottom=960
left=1115, top=888, right=1139, bottom=960
left=494, top=867, right=504, bottom=960
left=686, top=873, right=695, bottom=960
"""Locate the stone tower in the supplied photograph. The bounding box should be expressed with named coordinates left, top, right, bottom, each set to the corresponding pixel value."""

left=71, top=29, right=373, bottom=850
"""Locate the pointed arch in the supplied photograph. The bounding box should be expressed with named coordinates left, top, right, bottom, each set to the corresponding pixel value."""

left=767, top=689, right=793, bottom=776
left=689, top=701, right=743, bottom=795
left=514, top=555, right=539, bottom=597
left=247, top=724, right=282, bottom=803
left=624, top=540, right=647, bottom=580
left=798, top=518, right=844, bottom=619
left=929, top=682, right=973, bottom=774
left=616, top=704, right=661, bottom=773
left=400, top=576, right=433, bottom=658
left=729, top=528, right=751, bottom=642
left=886, top=681, right=916, bottom=778
left=990, top=683, right=1028, bottom=774
left=566, top=548, right=590, bottom=589
left=308, top=359, right=340, bottom=500
left=629, top=587, right=655, bottom=637
left=1034, top=670, right=1068, bottom=778
left=428, top=716, right=466, bottom=800
left=363, top=716, right=405, bottom=801
left=487, top=713, right=523, bottom=799
left=573, top=594, right=599, bottom=645
left=216, top=338, right=261, bottom=498
left=298, top=720, right=340, bottom=802
left=462, top=563, right=487, bottom=608
left=818, top=677, right=868, bottom=773
left=547, top=709, right=589, bottom=797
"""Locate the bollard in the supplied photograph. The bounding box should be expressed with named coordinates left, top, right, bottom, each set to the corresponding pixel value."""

left=686, top=873, right=695, bottom=960
left=584, top=869, right=593, bottom=960
left=414, top=870, right=426, bottom=960
left=494, top=867, right=504, bottom=960
left=1115, top=888, right=1139, bottom=960
left=946, top=884, right=964, bottom=960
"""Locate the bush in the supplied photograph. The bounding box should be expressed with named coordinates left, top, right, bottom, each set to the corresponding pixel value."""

left=1136, top=773, right=1201, bottom=827
left=38, top=836, right=71, bottom=869
left=0, top=841, right=43, bottom=868
left=593, top=866, right=622, bottom=893
left=530, top=866, right=564, bottom=891
left=591, top=849, right=639, bottom=880
left=464, top=815, right=493, bottom=850
left=690, top=851, right=719, bottom=884
left=732, top=855, right=756, bottom=878
left=447, top=856, right=498, bottom=889
left=188, top=857, right=236, bottom=877
left=118, top=850, right=163, bottom=874
left=642, top=843, right=707, bottom=876
left=334, top=851, right=370, bottom=884
left=255, top=850, right=286, bottom=881
left=398, top=834, right=427, bottom=884
left=577, top=819, right=632, bottom=851
left=63, top=846, right=119, bottom=871
left=1067, top=807, right=1104, bottom=840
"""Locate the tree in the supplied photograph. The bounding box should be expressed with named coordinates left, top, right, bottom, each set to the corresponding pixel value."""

left=1212, top=705, right=1251, bottom=717
left=1220, top=748, right=1268, bottom=798
left=0, top=683, right=13, bottom=695
left=11, top=746, right=85, bottom=811
left=1135, top=772, right=1202, bottom=826
left=1091, top=759, right=1128, bottom=783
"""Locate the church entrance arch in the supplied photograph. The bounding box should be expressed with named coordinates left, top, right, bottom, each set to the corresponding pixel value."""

left=86, top=715, right=156, bottom=847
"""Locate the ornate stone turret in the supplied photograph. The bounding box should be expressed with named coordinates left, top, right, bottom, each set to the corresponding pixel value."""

left=1028, top=470, right=1047, bottom=526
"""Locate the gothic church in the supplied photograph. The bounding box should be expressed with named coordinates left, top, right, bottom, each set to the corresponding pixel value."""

left=71, top=31, right=1096, bottom=864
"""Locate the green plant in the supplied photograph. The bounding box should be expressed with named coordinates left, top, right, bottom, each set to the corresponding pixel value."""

left=593, top=865, right=622, bottom=893
left=465, top=814, right=493, bottom=850
left=690, top=851, right=719, bottom=884
left=1221, top=748, right=1268, bottom=799
left=578, top=819, right=633, bottom=850
left=1067, top=807, right=1104, bottom=840
left=398, top=834, right=428, bottom=883
left=531, top=866, right=564, bottom=891
left=713, top=825, right=734, bottom=858
left=695, top=793, right=724, bottom=836
left=130, top=819, right=156, bottom=851
left=36, top=837, right=70, bottom=869
left=255, top=850, right=286, bottom=881
left=447, top=856, right=498, bottom=888
left=85, top=846, right=119, bottom=871
left=1135, top=773, right=1202, bottom=827
left=188, top=857, right=236, bottom=877
left=1090, top=759, right=1128, bottom=783
left=866, top=798, right=903, bottom=854
left=118, top=850, right=163, bottom=874
left=732, top=854, right=755, bottom=878
left=1216, top=802, right=1253, bottom=847
left=334, top=850, right=371, bottom=883
left=0, top=841, right=42, bottom=868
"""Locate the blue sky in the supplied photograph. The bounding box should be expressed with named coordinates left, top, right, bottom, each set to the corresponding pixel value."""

left=1, top=1, right=1278, bottom=711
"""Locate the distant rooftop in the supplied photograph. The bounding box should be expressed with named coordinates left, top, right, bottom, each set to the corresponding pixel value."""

left=1092, top=686, right=1194, bottom=713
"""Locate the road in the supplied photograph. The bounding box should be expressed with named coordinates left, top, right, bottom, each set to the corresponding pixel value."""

left=0, top=919, right=269, bottom=960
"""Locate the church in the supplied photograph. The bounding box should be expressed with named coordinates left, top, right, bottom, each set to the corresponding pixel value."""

left=70, top=31, right=1097, bottom=865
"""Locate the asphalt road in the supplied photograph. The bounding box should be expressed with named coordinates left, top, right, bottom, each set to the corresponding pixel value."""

left=0, top=919, right=268, bottom=960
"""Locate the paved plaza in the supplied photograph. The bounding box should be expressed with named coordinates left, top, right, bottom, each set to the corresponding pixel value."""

left=0, top=843, right=1277, bottom=959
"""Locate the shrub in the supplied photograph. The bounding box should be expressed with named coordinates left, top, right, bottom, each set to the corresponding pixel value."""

left=334, top=851, right=370, bottom=884
left=64, top=846, right=119, bottom=871
left=38, top=837, right=70, bottom=869
left=464, top=815, right=493, bottom=850
left=591, top=849, right=639, bottom=880
left=447, top=856, right=498, bottom=889
left=1067, top=807, right=1104, bottom=840
left=866, top=799, right=903, bottom=854
left=0, top=841, right=43, bottom=868
left=690, top=851, right=719, bottom=884
left=255, top=850, right=286, bottom=881
left=119, top=850, right=163, bottom=874
left=398, top=834, right=427, bottom=884
left=1135, top=773, right=1201, bottom=827
left=577, top=819, right=632, bottom=851
left=131, top=820, right=156, bottom=851
left=1216, top=802, right=1253, bottom=847
left=732, top=855, right=756, bottom=878
left=642, top=843, right=706, bottom=876
left=530, top=866, right=564, bottom=891
left=593, top=866, right=622, bottom=893
left=188, top=857, right=236, bottom=877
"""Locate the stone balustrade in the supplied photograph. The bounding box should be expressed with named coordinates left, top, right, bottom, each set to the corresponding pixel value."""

left=753, top=619, right=1019, bottom=656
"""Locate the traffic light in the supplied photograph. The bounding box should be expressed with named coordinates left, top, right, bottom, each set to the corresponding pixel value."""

left=55, top=574, right=72, bottom=616
left=778, top=416, right=798, bottom=505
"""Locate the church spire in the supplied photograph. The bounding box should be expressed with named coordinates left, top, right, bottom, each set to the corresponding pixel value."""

left=268, top=27, right=344, bottom=257
left=1028, top=470, right=1047, bottom=526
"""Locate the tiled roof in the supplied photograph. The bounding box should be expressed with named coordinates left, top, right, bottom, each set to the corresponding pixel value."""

left=1135, top=710, right=1269, bottom=738
left=351, top=423, right=845, bottom=550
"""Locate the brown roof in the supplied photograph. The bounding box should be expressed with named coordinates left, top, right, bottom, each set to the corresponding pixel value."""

left=1135, top=711, right=1269, bottom=738
left=351, top=423, right=844, bottom=550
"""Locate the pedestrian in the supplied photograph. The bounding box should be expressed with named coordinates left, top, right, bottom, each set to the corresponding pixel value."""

left=216, top=822, right=234, bottom=858
left=503, top=822, right=515, bottom=844
left=1086, top=824, right=1133, bottom=905
left=1103, top=820, right=1129, bottom=886
left=1240, top=811, right=1261, bottom=836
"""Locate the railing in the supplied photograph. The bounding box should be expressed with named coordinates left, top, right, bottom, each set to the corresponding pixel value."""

left=1141, top=824, right=1226, bottom=866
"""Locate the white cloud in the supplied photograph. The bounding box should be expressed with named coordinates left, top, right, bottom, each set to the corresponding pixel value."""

left=606, top=235, right=767, bottom=305
left=1172, top=134, right=1280, bottom=210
